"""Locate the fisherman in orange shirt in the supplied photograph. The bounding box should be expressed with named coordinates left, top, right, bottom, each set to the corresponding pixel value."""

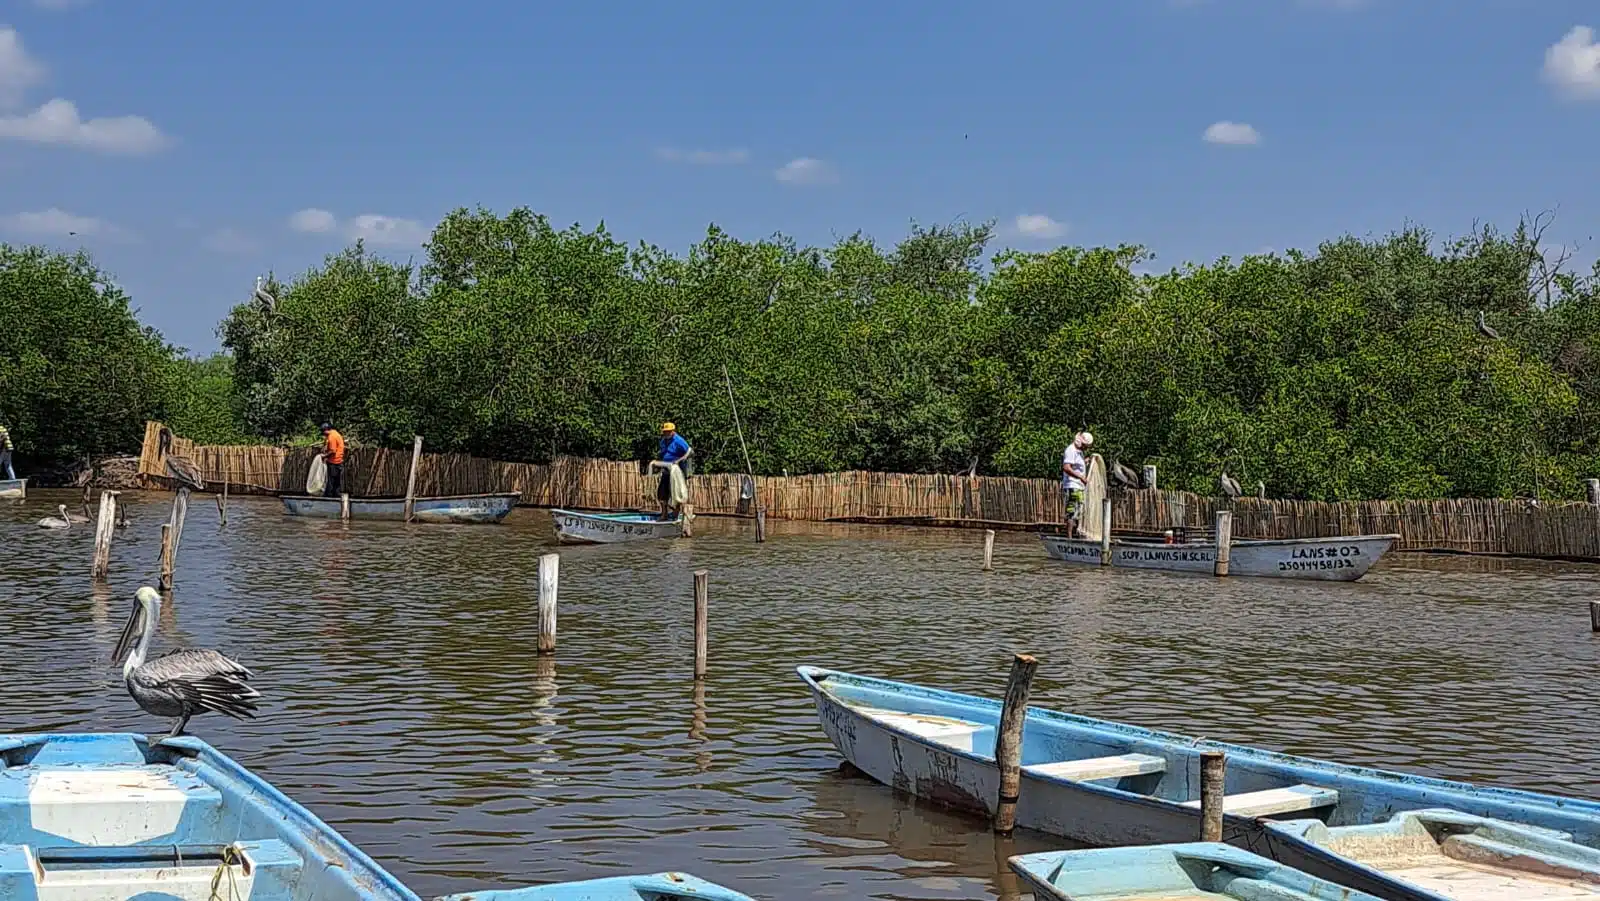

left=320, top=422, right=346, bottom=498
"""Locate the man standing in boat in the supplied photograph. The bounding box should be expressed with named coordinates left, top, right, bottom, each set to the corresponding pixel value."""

left=1062, top=431, right=1092, bottom=528
left=0, top=422, right=15, bottom=480
left=320, top=422, right=346, bottom=498
left=654, top=421, right=692, bottom=520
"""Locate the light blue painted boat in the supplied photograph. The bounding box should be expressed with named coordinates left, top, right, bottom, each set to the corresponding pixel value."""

left=1009, top=843, right=1391, bottom=900
left=799, top=666, right=1600, bottom=901
left=0, top=479, right=23, bottom=500
left=551, top=509, right=685, bottom=543
left=0, top=733, right=755, bottom=901
left=281, top=492, right=520, bottom=524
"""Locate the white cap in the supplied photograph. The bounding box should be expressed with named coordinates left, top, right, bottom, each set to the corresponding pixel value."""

left=1076, top=431, right=1094, bottom=447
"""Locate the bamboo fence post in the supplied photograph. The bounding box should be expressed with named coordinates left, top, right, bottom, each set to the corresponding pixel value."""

left=1213, top=510, right=1233, bottom=577
left=537, top=553, right=558, bottom=654
left=91, top=491, right=118, bottom=581
left=1200, top=750, right=1226, bottom=841
left=158, top=524, right=174, bottom=591
left=693, top=569, right=709, bottom=679
left=404, top=435, right=423, bottom=522
left=1100, top=498, right=1113, bottom=565
left=983, top=529, right=996, bottom=571
left=1142, top=465, right=1157, bottom=491
left=1587, top=479, right=1600, bottom=506
left=993, top=652, right=1038, bottom=833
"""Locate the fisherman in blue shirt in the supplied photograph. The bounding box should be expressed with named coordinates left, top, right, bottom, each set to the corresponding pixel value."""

left=655, top=421, right=692, bottom=519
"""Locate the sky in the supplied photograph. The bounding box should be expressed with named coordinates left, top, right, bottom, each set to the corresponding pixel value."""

left=2, top=1, right=1600, bottom=353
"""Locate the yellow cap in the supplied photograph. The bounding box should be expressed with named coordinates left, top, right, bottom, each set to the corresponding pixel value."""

left=661, top=421, right=675, bottom=432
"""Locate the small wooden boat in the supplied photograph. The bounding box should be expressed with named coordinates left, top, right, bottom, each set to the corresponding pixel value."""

left=0, top=732, right=756, bottom=901
left=281, top=492, right=519, bottom=523
left=0, top=478, right=24, bottom=499
left=1010, top=843, right=1390, bottom=901
left=1041, top=532, right=1400, bottom=581
left=551, top=508, right=686, bottom=543
left=798, top=666, right=1600, bottom=901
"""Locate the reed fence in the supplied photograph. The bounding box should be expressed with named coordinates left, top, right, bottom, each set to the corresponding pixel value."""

left=137, top=422, right=1600, bottom=560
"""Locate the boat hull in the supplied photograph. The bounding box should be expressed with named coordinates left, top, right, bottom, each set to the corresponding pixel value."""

left=551, top=508, right=685, bottom=543
left=1010, top=843, right=1391, bottom=901
left=0, top=479, right=23, bottom=499
left=1041, top=533, right=1398, bottom=581
left=282, top=493, right=519, bottom=523
left=799, top=666, right=1600, bottom=901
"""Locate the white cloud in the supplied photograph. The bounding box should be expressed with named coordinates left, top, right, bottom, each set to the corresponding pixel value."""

left=345, top=214, right=427, bottom=247
left=1012, top=213, right=1066, bottom=240
left=0, top=27, right=46, bottom=109
left=774, top=157, right=838, bottom=186
left=0, top=207, right=126, bottom=239
left=657, top=147, right=749, bottom=165
left=0, top=98, right=169, bottom=153
left=288, top=208, right=337, bottom=233
left=1543, top=26, right=1600, bottom=99
left=1203, top=120, right=1261, bottom=146
left=202, top=227, right=261, bottom=255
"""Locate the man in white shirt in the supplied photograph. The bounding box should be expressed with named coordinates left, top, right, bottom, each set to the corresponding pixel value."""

left=1061, top=431, right=1093, bottom=525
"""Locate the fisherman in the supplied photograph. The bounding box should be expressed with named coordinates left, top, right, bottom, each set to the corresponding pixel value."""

left=654, top=421, right=691, bottom=520
left=1061, top=431, right=1093, bottom=527
left=319, top=422, right=346, bottom=498
left=0, top=422, right=14, bottom=480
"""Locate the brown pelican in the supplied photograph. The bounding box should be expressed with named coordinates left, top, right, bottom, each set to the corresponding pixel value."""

left=38, top=505, right=74, bottom=529
left=164, top=455, right=205, bottom=491
left=1255, top=480, right=1267, bottom=499
left=112, top=586, right=261, bottom=742
left=1109, top=460, right=1141, bottom=489
left=1476, top=310, right=1500, bottom=341
left=1219, top=473, right=1242, bottom=498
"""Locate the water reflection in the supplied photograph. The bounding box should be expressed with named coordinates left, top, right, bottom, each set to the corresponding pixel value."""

left=2, top=488, right=1599, bottom=900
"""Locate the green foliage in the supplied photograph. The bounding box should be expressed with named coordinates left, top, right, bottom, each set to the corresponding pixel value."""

left=163, top=354, right=256, bottom=446
left=0, top=245, right=178, bottom=466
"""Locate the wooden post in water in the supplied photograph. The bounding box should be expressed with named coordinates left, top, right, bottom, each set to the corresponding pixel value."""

left=993, top=652, right=1038, bottom=834
left=1590, top=601, right=1600, bottom=633
left=340, top=493, right=351, bottom=521
left=1099, top=498, right=1113, bottom=565
left=983, top=529, right=996, bottom=572
left=682, top=503, right=694, bottom=538
left=158, top=524, right=175, bottom=591
left=1142, top=465, right=1157, bottom=491
left=404, top=435, right=423, bottom=523
left=216, top=480, right=228, bottom=526
left=693, top=569, right=709, bottom=679
left=537, top=553, right=558, bottom=654
left=1200, top=750, right=1226, bottom=841
left=1587, top=479, right=1600, bottom=506
left=755, top=507, right=767, bottom=543
left=1213, top=511, right=1233, bottom=577
left=91, top=491, right=118, bottom=581
left=168, top=489, right=190, bottom=560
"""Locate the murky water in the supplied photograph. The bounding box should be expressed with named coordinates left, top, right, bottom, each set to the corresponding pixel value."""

left=4, top=489, right=1599, bottom=900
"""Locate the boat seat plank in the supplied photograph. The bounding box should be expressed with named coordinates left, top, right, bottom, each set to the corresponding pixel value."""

left=855, top=706, right=985, bottom=752
left=1181, top=784, right=1339, bottom=817
left=1024, top=753, right=1167, bottom=782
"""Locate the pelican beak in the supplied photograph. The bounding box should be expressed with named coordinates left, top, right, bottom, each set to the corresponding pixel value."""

left=112, top=600, right=146, bottom=664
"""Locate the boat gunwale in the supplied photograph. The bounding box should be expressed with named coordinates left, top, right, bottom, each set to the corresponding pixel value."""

left=549, top=507, right=680, bottom=524
left=1042, top=533, right=1402, bottom=550
left=281, top=492, right=521, bottom=504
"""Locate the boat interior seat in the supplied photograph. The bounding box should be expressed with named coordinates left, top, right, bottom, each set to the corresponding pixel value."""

left=1181, top=784, right=1339, bottom=818
left=0, top=838, right=299, bottom=901
left=0, top=764, right=224, bottom=848
left=856, top=707, right=989, bottom=754
left=1024, top=753, right=1167, bottom=783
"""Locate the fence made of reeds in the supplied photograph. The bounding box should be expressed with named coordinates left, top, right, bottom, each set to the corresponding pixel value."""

left=137, top=422, right=1600, bottom=560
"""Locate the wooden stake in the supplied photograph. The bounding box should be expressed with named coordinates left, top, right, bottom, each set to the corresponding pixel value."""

left=755, top=506, right=767, bottom=543
left=1099, top=498, right=1113, bottom=565
left=1200, top=750, right=1226, bottom=842
left=1142, top=465, right=1158, bottom=491
left=1587, top=479, right=1600, bottom=506
left=693, top=569, right=709, bottom=679
left=216, top=479, right=228, bottom=526
left=993, top=652, right=1038, bottom=833
left=158, top=524, right=174, bottom=591
left=91, top=491, right=118, bottom=581
left=340, top=493, right=351, bottom=521
left=168, top=488, right=189, bottom=560
left=1213, top=511, right=1233, bottom=577
left=404, top=435, right=423, bottom=522
left=537, top=553, right=558, bottom=654
left=681, top=502, right=694, bottom=538
left=983, top=529, right=995, bottom=571
left=1590, top=601, right=1600, bottom=633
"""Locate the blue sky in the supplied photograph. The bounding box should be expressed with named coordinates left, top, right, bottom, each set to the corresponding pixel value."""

left=3, top=0, right=1599, bottom=352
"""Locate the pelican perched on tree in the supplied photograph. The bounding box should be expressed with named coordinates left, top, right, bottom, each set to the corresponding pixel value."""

left=37, top=504, right=73, bottom=529
left=254, top=276, right=277, bottom=312
left=1476, top=310, right=1500, bottom=341
left=1219, top=473, right=1242, bottom=498
left=112, top=587, right=261, bottom=742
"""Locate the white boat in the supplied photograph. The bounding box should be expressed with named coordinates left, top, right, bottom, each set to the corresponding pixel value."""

left=0, top=478, right=23, bottom=499
left=551, top=508, right=686, bottom=543
left=1041, top=532, right=1399, bottom=581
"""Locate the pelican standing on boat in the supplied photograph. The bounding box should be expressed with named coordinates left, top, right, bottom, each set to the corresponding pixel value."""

left=112, top=586, right=261, bottom=741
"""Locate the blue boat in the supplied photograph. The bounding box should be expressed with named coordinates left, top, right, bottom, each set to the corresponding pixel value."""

left=0, top=479, right=23, bottom=500
left=1010, top=843, right=1391, bottom=900
left=0, top=733, right=754, bottom=901
left=550, top=509, right=685, bottom=543
left=281, top=492, right=520, bottom=524
left=799, top=666, right=1600, bottom=901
